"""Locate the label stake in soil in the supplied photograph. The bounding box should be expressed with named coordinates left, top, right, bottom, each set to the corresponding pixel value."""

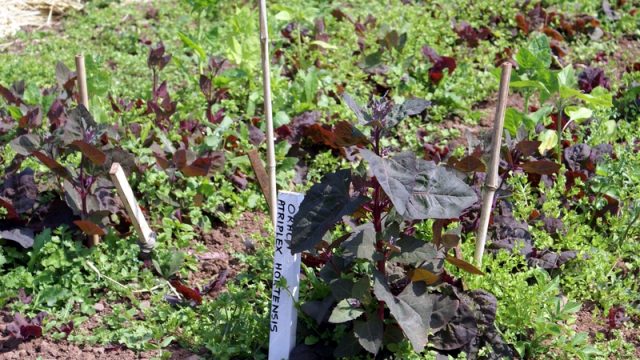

left=109, top=162, right=156, bottom=258
left=268, top=192, right=303, bottom=360
left=474, top=62, right=512, bottom=266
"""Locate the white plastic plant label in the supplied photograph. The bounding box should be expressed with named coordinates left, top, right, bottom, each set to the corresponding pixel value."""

left=268, top=191, right=303, bottom=360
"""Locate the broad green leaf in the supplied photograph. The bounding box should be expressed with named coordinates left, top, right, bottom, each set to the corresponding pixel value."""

left=329, top=298, right=365, bottom=323
left=360, top=150, right=477, bottom=220
left=527, top=105, right=553, bottom=128
left=604, top=120, right=616, bottom=135
left=565, top=106, right=592, bottom=122
left=178, top=32, right=206, bottom=61
left=291, top=169, right=369, bottom=253
left=538, top=129, right=558, bottom=155
left=560, top=86, right=613, bottom=107
left=527, top=34, right=552, bottom=68
left=504, top=108, right=525, bottom=135
left=509, top=80, right=549, bottom=93
left=274, top=10, right=292, bottom=21
left=373, top=271, right=429, bottom=352
left=557, top=65, right=577, bottom=88
left=354, top=315, right=383, bottom=354
left=516, top=34, right=551, bottom=70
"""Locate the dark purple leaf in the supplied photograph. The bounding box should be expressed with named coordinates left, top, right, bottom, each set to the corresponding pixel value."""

left=578, top=67, right=611, bottom=93
left=0, top=228, right=35, bottom=248
left=0, top=168, right=37, bottom=214
left=276, top=111, right=321, bottom=144
left=422, top=46, right=457, bottom=84
left=521, top=160, right=561, bottom=175
left=564, top=144, right=591, bottom=171
left=71, top=140, right=107, bottom=165
left=527, top=249, right=577, bottom=269
left=19, top=107, right=42, bottom=129
left=47, top=99, right=65, bottom=124
left=360, top=150, right=477, bottom=220
left=203, top=268, right=229, bottom=294
left=18, top=288, right=32, bottom=304
left=0, top=84, right=22, bottom=105
left=291, top=169, right=369, bottom=253
left=248, top=124, right=265, bottom=146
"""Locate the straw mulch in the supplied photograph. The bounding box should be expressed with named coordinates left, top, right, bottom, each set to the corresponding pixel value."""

left=0, top=0, right=84, bottom=39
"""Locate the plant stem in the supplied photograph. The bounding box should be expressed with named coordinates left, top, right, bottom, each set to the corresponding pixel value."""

left=372, top=126, right=385, bottom=320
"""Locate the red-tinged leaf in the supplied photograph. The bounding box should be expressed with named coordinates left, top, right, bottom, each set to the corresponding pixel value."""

left=0, top=198, right=19, bottom=220
left=550, top=40, right=568, bottom=58
left=172, top=149, right=189, bottom=169
left=445, top=256, right=484, bottom=275
left=47, top=99, right=65, bottom=123
left=529, top=209, right=541, bottom=221
left=154, top=153, right=170, bottom=169
left=170, top=279, right=202, bottom=305
left=0, top=84, right=22, bottom=105
left=452, top=155, right=485, bottom=173
left=181, top=165, right=208, bottom=177
left=516, top=140, right=541, bottom=157
left=31, top=151, right=71, bottom=179
left=19, top=107, right=42, bottom=129
left=543, top=26, right=564, bottom=41
left=333, top=121, right=369, bottom=147
left=71, top=140, right=107, bottom=165
left=74, top=220, right=106, bottom=236
left=20, top=325, right=42, bottom=339
left=521, top=160, right=561, bottom=175
left=515, top=13, right=529, bottom=34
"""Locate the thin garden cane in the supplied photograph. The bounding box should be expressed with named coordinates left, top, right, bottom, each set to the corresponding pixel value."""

left=474, top=62, right=512, bottom=266
left=258, top=0, right=277, bottom=227
left=75, top=54, right=100, bottom=246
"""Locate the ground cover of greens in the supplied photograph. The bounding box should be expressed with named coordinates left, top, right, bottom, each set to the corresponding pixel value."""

left=0, top=0, right=639, bottom=359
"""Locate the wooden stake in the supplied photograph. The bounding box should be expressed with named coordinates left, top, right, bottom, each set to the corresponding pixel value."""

left=248, top=149, right=273, bottom=216
left=75, top=54, right=90, bottom=111
left=109, top=163, right=156, bottom=258
left=474, top=63, right=512, bottom=266
left=258, top=0, right=277, bottom=228
left=75, top=54, right=98, bottom=246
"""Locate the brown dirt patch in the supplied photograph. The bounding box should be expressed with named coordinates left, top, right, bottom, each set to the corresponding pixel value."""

left=190, top=212, right=269, bottom=298
left=445, top=92, right=525, bottom=150
left=573, top=302, right=640, bottom=358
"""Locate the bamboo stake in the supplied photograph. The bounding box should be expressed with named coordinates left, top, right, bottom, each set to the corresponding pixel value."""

left=75, top=54, right=99, bottom=246
left=258, top=0, right=277, bottom=228
left=474, top=63, right=512, bottom=266
left=75, top=54, right=89, bottom=111
left=109, top=163, right=156, bottom=259
left=248, top=149, right=273, bottom=216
